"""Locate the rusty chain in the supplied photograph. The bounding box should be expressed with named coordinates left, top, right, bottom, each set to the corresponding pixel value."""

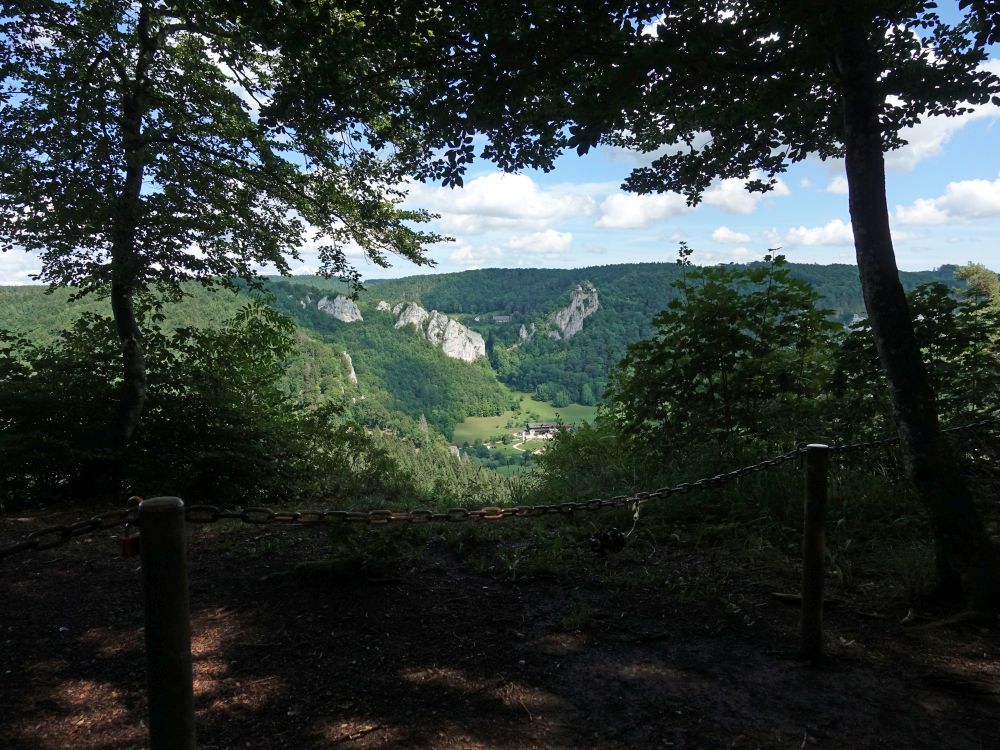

left=0, top=448, right=805, bottom=560
left=0, top=507, right=137, bottom=560
left=2, top=414, right=995, bottom=562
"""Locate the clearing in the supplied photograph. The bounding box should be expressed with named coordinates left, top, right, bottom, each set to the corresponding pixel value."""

left=452, top=392, right=598, bottom=446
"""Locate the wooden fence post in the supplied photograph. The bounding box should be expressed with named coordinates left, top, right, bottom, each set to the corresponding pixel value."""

left=139, top=497, right=196, bottom=750
left=802, top=444, right=829, bottom=663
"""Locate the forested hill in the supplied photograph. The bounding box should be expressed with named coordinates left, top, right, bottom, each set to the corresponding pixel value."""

left=269, top=261, right=960, bottom=409
left=0, top=262, right=964, bottom=438
left=278, top=262, right=960, bottom=322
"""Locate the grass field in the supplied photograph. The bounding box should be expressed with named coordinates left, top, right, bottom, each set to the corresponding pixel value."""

left=451, top=391, right=598, bottom=445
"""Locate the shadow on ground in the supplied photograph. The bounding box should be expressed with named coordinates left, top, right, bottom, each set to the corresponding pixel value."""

left=1, top=511, right=998, bottom=749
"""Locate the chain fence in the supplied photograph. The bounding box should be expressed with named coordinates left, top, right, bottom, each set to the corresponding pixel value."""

left=828, top=412, right=1000, bottom=455
left=2, top=413, right=997, bottom=562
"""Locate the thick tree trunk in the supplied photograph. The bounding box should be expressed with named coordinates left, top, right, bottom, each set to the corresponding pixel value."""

left=834, top=16, right=999, bottom=615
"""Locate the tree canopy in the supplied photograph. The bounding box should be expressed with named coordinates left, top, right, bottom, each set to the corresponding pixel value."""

left=606, top=253, right=840, bottom=452
left=0, top=0, right=441, bottom=294
left=0, top=0, right=446, bottom=487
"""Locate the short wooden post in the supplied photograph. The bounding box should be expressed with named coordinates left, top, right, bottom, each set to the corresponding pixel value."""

left=139, top=497, right=196, bottom=750
left=802, top=444, right=829, bottom=663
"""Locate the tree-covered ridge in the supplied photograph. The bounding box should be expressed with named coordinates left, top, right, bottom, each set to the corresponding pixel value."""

left=277, top=261, right=963, bottom=409
left=342, top=262, right=960, bottom=321
left=0, top=262, right=970, bottom=432
left=267, top=279, right=514, bottom=437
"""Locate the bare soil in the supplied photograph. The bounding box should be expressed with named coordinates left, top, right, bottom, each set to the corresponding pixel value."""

left=1, top=507, right=998, bottom=750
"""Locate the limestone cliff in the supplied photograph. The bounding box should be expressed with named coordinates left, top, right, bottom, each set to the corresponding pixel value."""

left=425, top=311, right=486, bottom=363
left=393, top=303, right=485, bottom=363
left=317, top=295, right=363, bottom=323
left=376, top=300, right=391, bottom=312
left=548, top=282, right=599, bottom=340
left=394, top=302, right=430, bottom=331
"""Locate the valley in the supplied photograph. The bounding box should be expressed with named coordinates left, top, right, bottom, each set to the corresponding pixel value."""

left=0, top=261, right=964, bottom=477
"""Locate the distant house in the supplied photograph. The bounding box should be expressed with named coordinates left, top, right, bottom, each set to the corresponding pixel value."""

left=523, top=422, right=573, bottom=439
left=492, top=315, right=512, bottom=323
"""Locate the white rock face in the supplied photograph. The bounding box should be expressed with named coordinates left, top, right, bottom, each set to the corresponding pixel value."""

left=393, top=303, right=485, bottom=362
left=549, top=282, right=599, bottom=340
left=342, top=351, right=358, bottom=385
left=317, top=295, right=363, bottom=323
left=394, top=302, right=430, bottom=331
left=425, top=311, right=486, bottom=363
left=518, top=323, right=536, bottom=342
left=376, top=300, right=391, bottom=312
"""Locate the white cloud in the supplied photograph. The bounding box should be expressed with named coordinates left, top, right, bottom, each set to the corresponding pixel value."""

left=826, top=176, right=849, bottom=194
left=884, top=99, right=1000, bottom=173
left=895, top=198, right=950, bottom=226
left=0, top=249, right=42, bottom=284
left=895, top=173, right=1000, bottom=225
left=799, top=178, right=812, bottom=189
left=784, top=219, right=854, bottom=246
left=444, top=230, right=574, bottom=269
left=406, top=172, right=595, bottom=235
left=711, top=226, right=751, bottom=244
left=595, top=191, right=690, bottom=228
left=599, top=131, right=713, bottom=167
left=703, top=177, right=790, bottom=214
left=596, top=174, right=790, bottom=228
left=641, top=15, right=665, bottom=37
left=505, top=230, right=573, bottom=257
left=447, top=239, right=502, bottom=268
left=729, top=247, right=752, bottom=259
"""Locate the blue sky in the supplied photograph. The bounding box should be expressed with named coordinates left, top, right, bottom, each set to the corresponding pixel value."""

left=1, top=8, right=998, bottom=284
left=370, top=62, right=1000, bottom=279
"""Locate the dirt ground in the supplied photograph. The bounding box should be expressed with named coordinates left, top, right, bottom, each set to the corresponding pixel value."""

left=1, top=507, right=998, bottom=750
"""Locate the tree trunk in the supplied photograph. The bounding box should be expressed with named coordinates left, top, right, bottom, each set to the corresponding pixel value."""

left=76, top=1, right=154, bottom=499
left=833, top=14, right=999, bottom=616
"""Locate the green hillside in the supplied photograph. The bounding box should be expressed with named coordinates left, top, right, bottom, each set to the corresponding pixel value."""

left=0, top=262, right=966, bottom=442
left=314, top=262, right=963, bottom=408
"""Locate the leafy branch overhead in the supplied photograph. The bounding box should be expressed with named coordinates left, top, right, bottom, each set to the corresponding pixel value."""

left=0, top=0, right=442, bottom=300
left=371, top=1, right=999, bottom=195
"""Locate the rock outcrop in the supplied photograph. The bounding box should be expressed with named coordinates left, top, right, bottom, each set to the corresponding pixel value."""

left=317, top=295, right=363, bottom=323
left=518, top=322, right=536, bottom=342
left=342, top=351, right=358, bottom=385
left=376, top=300, right=391, bottom=312
left=548, top=282, right=599, bottom=340
left=394, top=302, right=430, bottom=331
left=425, top=311, right=486, bottom=363
left=393, top=303, right=486, bottom=363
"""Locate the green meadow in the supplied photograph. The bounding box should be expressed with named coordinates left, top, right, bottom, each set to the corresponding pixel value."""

left=451, top=391, right=599, bottom=445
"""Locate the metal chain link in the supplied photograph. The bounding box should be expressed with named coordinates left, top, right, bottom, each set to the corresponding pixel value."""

left=0, top=448, right=808, bottom=559
left=829, top=413, right=1000, bottom=456
left=177, top=447, right=809, bottom=530
left=0, top=508, right=137, bottom=560
left=4, top=417, right=995, bottom=562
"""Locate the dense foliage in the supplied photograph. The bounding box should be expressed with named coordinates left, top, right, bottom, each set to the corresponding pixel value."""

left=0, top=262, right=970, bottom=447
left=535, top=269, right=1000, bottom=505
left=605, top=254, right=840, bottom=454
left=833, top=281, right=1000, bottom=439
left=0, top=301, right=515, bottom=510
left=272, top=262, right=961, bottom=411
